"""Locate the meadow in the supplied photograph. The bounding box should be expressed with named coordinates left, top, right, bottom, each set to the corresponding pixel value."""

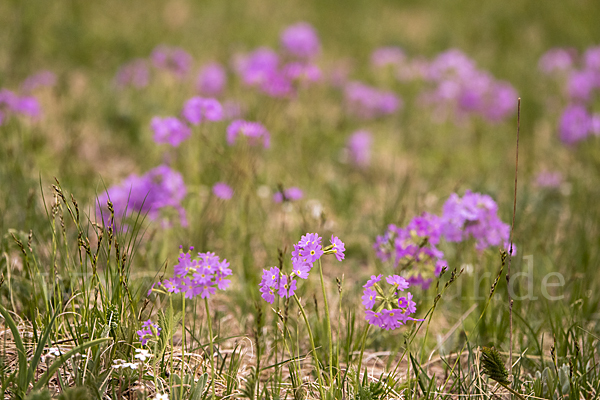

left=1, top=0, right=600, bottom=399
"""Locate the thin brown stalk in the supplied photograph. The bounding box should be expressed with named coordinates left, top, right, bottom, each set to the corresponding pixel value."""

left=507, top=98, right=521, bottom=378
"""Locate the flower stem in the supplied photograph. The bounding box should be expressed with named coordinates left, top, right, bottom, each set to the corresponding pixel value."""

left=204, top=297, right=216, bottom=399
left=318, top=259, right=334, bottom=389
left=293, top=294, right=326, bottom=399
left=180, top=295, right=185, bottom=400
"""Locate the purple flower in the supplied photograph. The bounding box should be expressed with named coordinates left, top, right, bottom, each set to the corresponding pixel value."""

left=212, top=182, right=233, bottom=200
left=151, top=116, right=191, bottom=147
left=20, top=70, right=57, bottom=93
left=584, top=46, right=600, bottom=71
left=291, top=261, right=312, bottom=279
left=226, top=120, right=270, bottom=148
left=280, top=22, right=321, bottom=59
left=196, top=62, right=227, bottom=96
left=535, top=171, right=563, bottom=188
left=330, top=235, right=345, bottom=261
left=151, top=45, right=193, bottom=78
left=374, top=213, right=446, bottom=289
left=277, top=274, right=297, bottom=298
left=362, top=274, right=420, bottom=330
left=371, top=47, right=406, bottom=68
left=567, top=70, right=598, bottom=102
left=299, top=241, right=324, bottom=263
left=137, top=320, right=161, bottom=346
left=233, top=47, right=280, bottom=86
left=114, top=59, right=149, bottom=89
left=259, top=267, right=281, bottom=304
left=363, top=274, right=382, bottom=288
left=346, top=130, right=372, bottom=168
left=157, top=247, right=232, bottom=300
left=273, top=187, right=303, bottom=203
left=559, top=104, right=591, bottom=145
left=182, top=97, right=223, bottom=125
left=96, top=164, right=188, bottom=228
left=282, top=62, right=322, bottom=83
left=345, top=81, right=402, bottom=119
left=440, top=191, right=512, bottom=253
left=386, top=275, right=409, bottom=291
left=538, top=48, right=575, bottom=74
left=361, top=288, right=377, bottom=308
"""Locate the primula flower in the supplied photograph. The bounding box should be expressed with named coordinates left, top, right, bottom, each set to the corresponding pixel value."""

left=273, top=187, right=303, bottom=203
left=440, top=191, right=513, bottom=254
left=329, top=235, right=346, bottom=261
left=151, top=116, right=191, bottom=147
left=419, top=49, right=517, bottom=123
left=374, top=213, right=446, bottom=289
left=0, top=89, right=42, bottom=123
left=535, top=171, right=563, bottom=188
left=114, top=59, right=149, bottom=89
left=158, top=247, right=232, bottom=299
left=96, top=164, right=188, bottom=228
left=21, top=70, right=57, bottom=93
left=151, top=45, right=192, bottom=78
left=371, top=46, right=406, bottom=68
left=136, top=320, right=161, bottom=346
left=346, top=130, right=372, bottom=168
left=280, top=22, right=321, bottom=59
left=212, top=182, right=233, bottom=200
left=226, top=120, right=270, bottom=148
left=182, top=97, right=223, bottom=125
left=196, top=62, right=227, bottom=96
left=260, top=233, right=345, bottom=303
left=362, top=274, right=420, bottom=330
left=538, top=48, right=575, bottom=74
left=345, top=81, right=402, bottom=119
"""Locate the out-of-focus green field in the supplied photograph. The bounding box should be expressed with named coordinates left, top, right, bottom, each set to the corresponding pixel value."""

left=1, top=0, right=600, bottom=398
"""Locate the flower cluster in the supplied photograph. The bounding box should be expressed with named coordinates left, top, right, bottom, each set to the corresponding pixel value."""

left=213, top=182, right=233, bottom=200
left=20, top=70, right=56, bottom=93
left=346, top=130, right=372, bottom=168
left=280, top=22, right=321, bottom=59
left=535, top=171, right=563, bottom=189
left=151, top=45, right=193, bottom=78
left=114, top=59, right=150, bottom=89
left=419, top=49, right=517, bottom=123
left=196, top=62, right=227, bottom=96
left=182, top=96, right=224, bottom=125
left=0, top=88, right=42, bottom=126
left=136, top=320, right=161, bottom=346
left=371, top=46, right=406, bottom=69
left=539, top=46, right=600, bottom=144
left=259, top=234, right=345, bottom=303
left=151, top=116, right=191, bottom=147
left=226, top=119, right=270, bottom=148
left=159, top=247, right=232, bottom=299
left=362, top=274, right=420, bottom=330
left=374, top=213, right=446, bottom=289
left=440, top=191, right=513, bottom=253
left=273, top=187, right=303, bottom=203
left=96, top=164, right=188, bottom=227
left=344, top=81, right=402, bottom=119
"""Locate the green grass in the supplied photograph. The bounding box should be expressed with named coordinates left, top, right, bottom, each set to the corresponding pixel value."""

left=1, top=0, right=600, bottom=399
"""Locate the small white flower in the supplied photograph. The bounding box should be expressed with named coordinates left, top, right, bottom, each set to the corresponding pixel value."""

left=112, top=359, right=139, bottom=370
left=47, top=347, right=62, bottom=357
left=153, top=393, right=169, bottom=400
left=134, top=348, right=152, bottom=361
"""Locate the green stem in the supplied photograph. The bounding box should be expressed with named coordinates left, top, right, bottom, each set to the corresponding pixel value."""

left=356, top=324, right=370, bottom=391
left=293, top=294, right=326, bottom=400
left=180, top=295, right=185, bottom=400
left=204, top=297, right=216, bottom=399
left=317, top=259, right=334, bottom=389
